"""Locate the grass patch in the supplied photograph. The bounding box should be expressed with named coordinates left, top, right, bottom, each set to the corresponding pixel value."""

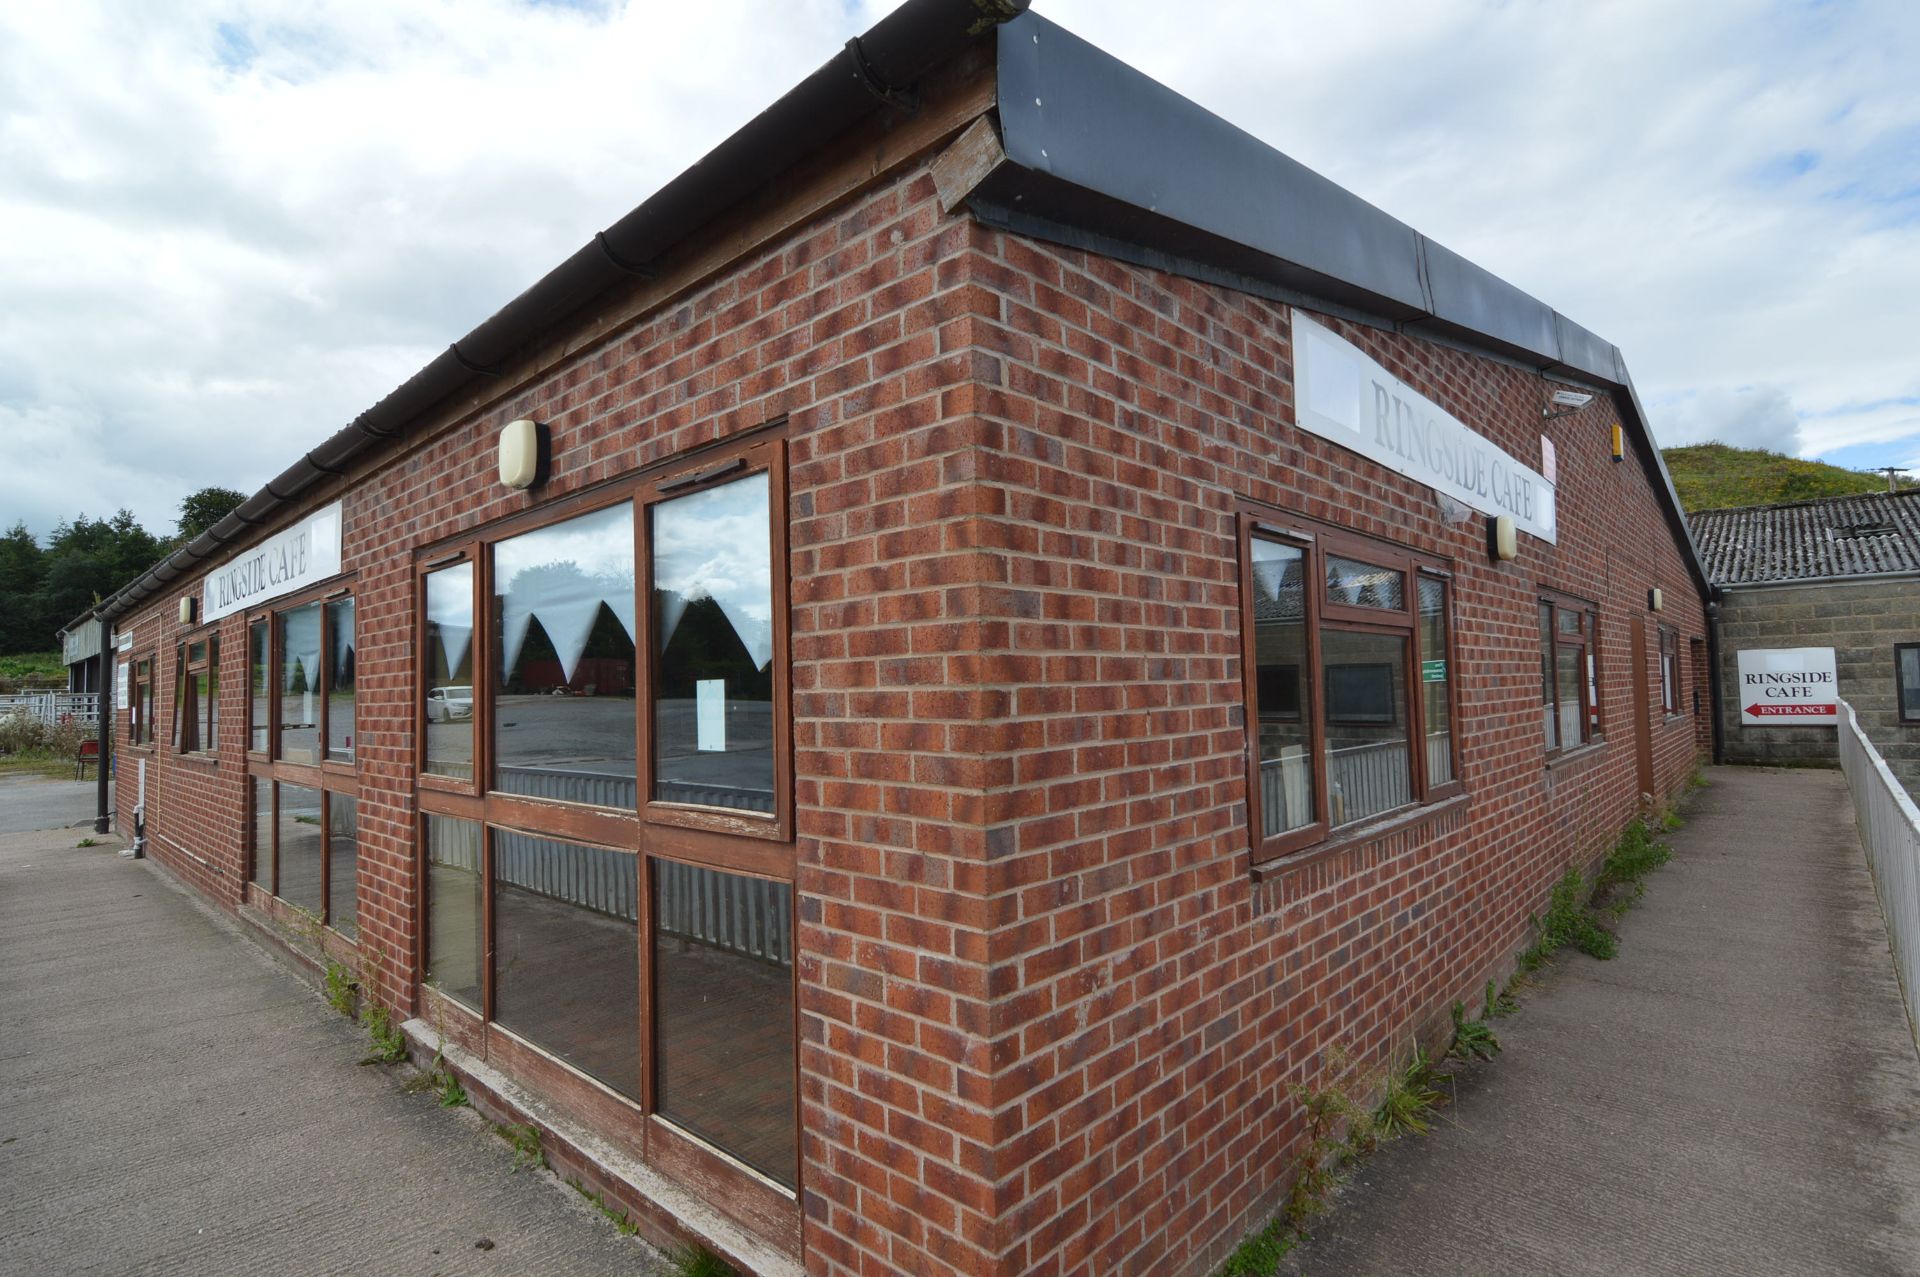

left=669, top=1245, right=739, bottom=1277
left=1370, top=1043, right=1445, bottom=1139
left=0, top=752, right=84, bottom=780
left=496, top=1121, right=545, bottom=1172
left=0, top=652, right=64, bottom=684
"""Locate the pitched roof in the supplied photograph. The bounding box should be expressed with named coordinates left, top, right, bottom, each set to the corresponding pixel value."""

left=1689, top=489, right=1920, bottom=585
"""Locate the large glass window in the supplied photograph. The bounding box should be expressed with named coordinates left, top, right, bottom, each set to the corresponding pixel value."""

left=173, top=637, right=218, bottom=755
left=252, top=778, right=274, bottom=892
left=493, top=502, right=637, bottom=804
left=1898, top=645, right=1920, bottom=724
left=1240, top=512, right=1458, bottom=857
left=327, top=599, right=356, bottom=762
left=278, top=782, right=325, bottom=916
left=652, top=472, right=775, bottom=814
left=130, top=657, right=154, bottom=745
left=425, top=815, right=484, bottom=1010
left=414, top=430, right=793, bottom=1201
left=653, top=860, right=795, bottom=1188
left=249, top=621, right=270, bottom=751
left=279, top=603, right=323, bottom=764
left=1541, top=596, right=1599, bottom=753
left=424, top=563, right=476, bottom=780
left=326, top=794, right=357, bottom=938
left=1659, top=626, right=1678, bottom=715
left=1249, top=539, right=1313, bottom=837
left=492, top=830, right=639, bottom=1099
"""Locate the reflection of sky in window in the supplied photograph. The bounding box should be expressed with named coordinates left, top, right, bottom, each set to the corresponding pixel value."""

left=494, top=503, right=636, bottom=680
left=652, top=474, right=773, bottom=669
left=427, top=563, right=474, bottom=677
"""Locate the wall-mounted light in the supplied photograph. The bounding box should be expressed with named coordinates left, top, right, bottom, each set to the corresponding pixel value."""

left=178, top=597, right=197, bottom=626
left=1610, top=423, right=1625, bottom=463
left=1488, top=514, right=1517, bottom=562
left=1542, top=389, right=1594, bottom=420
left=1649, top=587, right=1664, bottom=612
left=499, top=419, right=547, bottom=490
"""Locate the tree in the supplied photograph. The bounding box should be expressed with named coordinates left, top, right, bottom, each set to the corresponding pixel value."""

left=0, top=522, right=46, bottom=654
left=175, top=486, right=247, bottom=543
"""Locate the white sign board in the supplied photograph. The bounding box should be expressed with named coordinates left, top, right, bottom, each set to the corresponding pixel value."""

left=202, top=503, right=344, bottom=622
left=1737, top=647, right=1838, bottom=726
left=1293, top=311, right=1557, bottom=542
left=116, top=661, right=130, bottom=711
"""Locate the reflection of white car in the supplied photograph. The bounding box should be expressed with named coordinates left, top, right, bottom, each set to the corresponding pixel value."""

left=427, top=686, right=473, bottom=722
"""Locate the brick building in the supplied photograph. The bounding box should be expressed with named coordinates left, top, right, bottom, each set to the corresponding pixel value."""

left=1693, top=490, right=1920, bottom=798
left=81, top=3, right=1712, bottom=1274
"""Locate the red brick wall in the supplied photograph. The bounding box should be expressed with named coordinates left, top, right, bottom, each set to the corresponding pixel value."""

left=948, top=229, right=1707, bottom=1276
left=110, top=144, right=1707, bottom=1277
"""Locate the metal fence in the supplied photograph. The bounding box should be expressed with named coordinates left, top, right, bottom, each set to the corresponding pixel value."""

left=0, top=692, right=99, bottom=727
left=1837, top=699, right=1920, bottom=1043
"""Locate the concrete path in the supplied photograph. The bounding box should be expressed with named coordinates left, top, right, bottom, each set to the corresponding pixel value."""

left=0, top=773, right=110, bottom=834
left=1283, top=766, right=1920, bottom=1276
left=0, top=821, right=666, bottom=1276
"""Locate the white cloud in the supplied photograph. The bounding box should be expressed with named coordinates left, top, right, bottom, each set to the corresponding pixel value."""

left=1, top=0, right=1917, bottom=541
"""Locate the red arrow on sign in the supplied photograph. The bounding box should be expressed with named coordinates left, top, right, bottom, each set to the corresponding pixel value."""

left=1745, top=703, right=1836, bottom=718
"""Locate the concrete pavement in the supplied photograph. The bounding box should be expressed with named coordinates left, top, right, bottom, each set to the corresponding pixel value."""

left=1282, top=766, right=1920, bottom=1276
left=0, top=819, right=666, bottom=1276
left=0, top=773, right=110, bottom=834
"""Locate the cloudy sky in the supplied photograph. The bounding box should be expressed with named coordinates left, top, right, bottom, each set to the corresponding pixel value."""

left=3, top=0, right=1916, bottom=540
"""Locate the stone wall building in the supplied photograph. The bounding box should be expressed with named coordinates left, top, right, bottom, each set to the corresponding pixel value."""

left=1693, top=490, right=1920, bottom=797
left=76, top=4, right=1713, bottom=1274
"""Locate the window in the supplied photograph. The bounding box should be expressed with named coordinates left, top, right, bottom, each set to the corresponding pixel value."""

left=1541, top=594, right=1599, bottom=753
left=416, top=428, right=795, bottom=1192
left=173, top=637, right=218, bottom=754
left=130, top=657, right=155, bottom=745
left=246, top=582, right=358, bottom=938
left=1659, top=626, right=1678, bottom=716
left=1240, top=509, right=1459, bottom=858
left=1898, top=645, right=1920, bottom=724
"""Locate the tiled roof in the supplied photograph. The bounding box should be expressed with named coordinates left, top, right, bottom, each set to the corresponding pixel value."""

left=1689, top=489, right=1920, bottom=585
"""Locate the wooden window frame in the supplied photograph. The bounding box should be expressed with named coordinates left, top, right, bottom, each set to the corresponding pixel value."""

left=129, top=655, right=155, bottom=746
left=1897, top=643, right=1920, bottom=726
left=172, top=633, right=219, bottom=756
left=244, top=577, right=360, bottom=935
left=413, top=424, right=798, bottom=1211
left=1658, top=625, right=1679, bottom=717
left=1237, top=504, right=1462, bottom=864
left=1541, top=590, right=1600, bottom=755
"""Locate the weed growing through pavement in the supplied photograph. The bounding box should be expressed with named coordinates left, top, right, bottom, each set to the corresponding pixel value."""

left=669, top=1244, right=739, bottom=1277
left=497, top=1121, right=545, bottom=1172
left=569, top=1181, right=641, bottom=1237
left=361, top=1005, right=408, bottom=1065
left=1448, top=1002, right=1501, bottom=1062
left=324, top=961, right=357, bottom=1017
left=1484, top=978, right=1518, bottom=1019
left=1370, top=1042, right=1445, bottom=1139
left=75, top=837, right=99, bottom=848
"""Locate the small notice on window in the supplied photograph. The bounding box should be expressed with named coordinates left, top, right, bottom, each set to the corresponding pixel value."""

left=1421, top=659, right=1447, bottom=683
left=696, top=679, right=725, bottom=752
left=116, top=662, right=130, bottom=710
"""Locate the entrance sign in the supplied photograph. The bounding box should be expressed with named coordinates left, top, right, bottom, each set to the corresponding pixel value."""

left=202, top=503, right=344, bottom=622
left=1736, top=647, right=1838, bottom=725
left=1293, top=312, right=1557, bottom=543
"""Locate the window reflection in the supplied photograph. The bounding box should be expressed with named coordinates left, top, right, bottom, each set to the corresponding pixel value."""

left=1419, top=577, right=1453, bottom=786
left=492, top=505, right=637, bottom=806
left=1250, top=538, right=1313, bottom=836
left=327, top=794, right=357, bottom=937
left=280, top=603, right=322, bottom=763
left=1326, top=555, right=1405, bottom=610
left=425, top=564, right=476, bottom=780
left=252, top=778, right=274, bottom=891
left=278, top=782, right=324, bottom=915
left=652, top=473, right=774, bottom=814
left=492, top=831, right=638, bottom=1098
left=425, top=815, right=483, bottom=1011
left=653, top=859, right=794, bottom=1187
left=327, top=599, right=355, bottom=762
left=1322, top=630, right=1410, bottom=826
left=249, top=621, right=269, bottom=751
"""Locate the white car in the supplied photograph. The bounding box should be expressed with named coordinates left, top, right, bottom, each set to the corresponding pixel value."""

left=426, top=685, right=474, bottom=722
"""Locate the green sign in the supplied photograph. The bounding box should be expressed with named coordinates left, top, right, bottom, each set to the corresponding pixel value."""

left=1421, top=659, right=1447, bottom=683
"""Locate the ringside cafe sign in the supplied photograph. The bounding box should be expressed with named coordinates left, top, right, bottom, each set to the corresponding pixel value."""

left=1736, top=647, right=1838, bottom=726
left=1293, top=311, right=1557, bottom=543
left=202, top=503, right=344, bottom=622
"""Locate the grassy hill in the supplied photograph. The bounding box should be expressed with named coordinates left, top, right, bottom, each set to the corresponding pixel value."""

left=1661, top=443, right=1901, bottom=512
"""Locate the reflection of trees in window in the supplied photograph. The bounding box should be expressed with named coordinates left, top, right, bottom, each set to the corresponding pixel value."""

left=655, top=593, right=773, bottom=700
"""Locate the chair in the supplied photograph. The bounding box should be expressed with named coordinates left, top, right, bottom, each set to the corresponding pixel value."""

left=75, top=738, right=100, bottom=781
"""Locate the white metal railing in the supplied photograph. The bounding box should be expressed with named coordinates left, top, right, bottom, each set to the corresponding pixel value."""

left=1837, top=699, right=1920, bottom=1045
left=1262, top=735, right=1450, bottom=833
left=0, top=692, right=99, bottom=727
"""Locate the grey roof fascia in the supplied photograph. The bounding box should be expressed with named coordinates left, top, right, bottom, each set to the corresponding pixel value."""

left=1717, top=569, right=1920, bottom=591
